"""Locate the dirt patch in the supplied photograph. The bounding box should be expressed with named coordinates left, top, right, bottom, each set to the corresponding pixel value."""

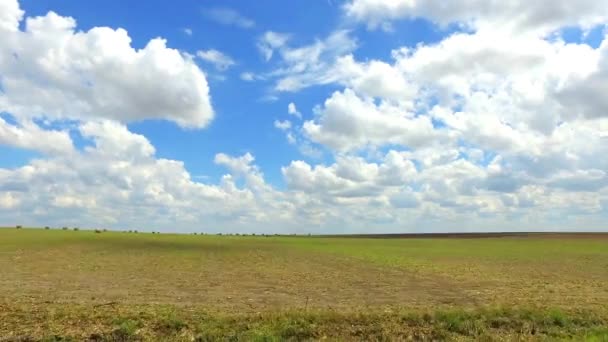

left=0, top=242, right=477, bottom=312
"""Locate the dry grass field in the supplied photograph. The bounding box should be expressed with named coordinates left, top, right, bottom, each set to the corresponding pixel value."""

left=1, top=228, right=607, bottom=340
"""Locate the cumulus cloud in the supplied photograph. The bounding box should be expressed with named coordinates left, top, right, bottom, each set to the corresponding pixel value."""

left=0, top=0, right=23, bottom=32
left=0, top=0, right=214, bottom=128
left=343, top=0, right=608, bottom=34
left=257, top=2, right=608, bottom=231
left=197, top=49, right=236, bottom=71
left=0, top=120, right=293, bottom=232
left=303, top=89, right=444, bottom=152
left=0, top=117, right=73, bottom=155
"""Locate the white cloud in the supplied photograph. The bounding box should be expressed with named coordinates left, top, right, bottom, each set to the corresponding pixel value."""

left=1, top=118, right=606, bottom=232
left=240, top=72, right=256, bottom=81
left=303, top=88, right=445, bottom=152
left=0, top=117, right=73, bottom=155
left=0, top=0, right=23, bottom=32
left=274, top=120, right=292, bottom=131
left=257, top=30, right=359, bottom=92
left=0, top=2, right=214, bottom=128
left=257, top=31, right=290, bottom=61
left=343, top=0, right=608, bottom=35
left=203, top=8, right=255, bottom=29
left=262, top=5, right=608, bottom=231
left=0, top=120, right=294, bottom=232
left=196, top=49, right=236, bottom=71
left=287, top=102, right=302, bottom=118
left=333, top=55, right=415, bottom=102
left=272, top=30, right=358, bottom=92
left=182, top=28, right=192, bottom=36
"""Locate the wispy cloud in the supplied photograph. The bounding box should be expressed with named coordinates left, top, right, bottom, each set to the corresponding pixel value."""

left=256, top=31, right=290, bottom=61
left=240, top=72, right=256, bottom=81
left=288, top=102, right=302, bottom=119
left=197, top=49, right=236, bottom=71
left=203, top=8, right=255, bottom=29
left=261, top=30, right=358, bottom=92
left=182, top=28, right=193, bottom=36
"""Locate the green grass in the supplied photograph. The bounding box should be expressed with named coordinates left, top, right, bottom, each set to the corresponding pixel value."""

left=1, top=228, right=607, bottom=340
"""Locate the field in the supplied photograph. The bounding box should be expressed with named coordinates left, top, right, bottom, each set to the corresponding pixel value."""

left=1, top=228, right=607, bottom=341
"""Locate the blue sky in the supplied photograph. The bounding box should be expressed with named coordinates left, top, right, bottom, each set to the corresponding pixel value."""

left=1, top=0, right=608, bottom=233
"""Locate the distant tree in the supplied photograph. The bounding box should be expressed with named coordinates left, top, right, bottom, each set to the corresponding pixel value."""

left=94, top=229, right=102, bottom=234
left=73, top=227, right=79, bottom=231
left=62, top=227, right=68, bottom=230
left=16, top=225, right=22, bottom=229
left=44, top=226, right=50, bottom=230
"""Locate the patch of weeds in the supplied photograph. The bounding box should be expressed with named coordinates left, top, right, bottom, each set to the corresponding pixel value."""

left=433, top=310, right=490, bottom=337
left=109, top=318, right=143, bottom=341
left=547, top=309, right=569, bottom=327
left=272, top=316, right=316, bottom=340
left=41, top=336, right=74, bottom=342
left=154, top=315, right=188, bottom=335
left=582, top=327, right=608, bottom=341
left=196, top=317, right=241, bottom=341
left=488, top=315, right=518, bottom=330
left=4, top=337, right=36, bottom=342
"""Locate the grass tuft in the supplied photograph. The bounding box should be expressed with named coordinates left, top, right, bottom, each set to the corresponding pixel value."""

left=154, top=316, right=188, bottom=335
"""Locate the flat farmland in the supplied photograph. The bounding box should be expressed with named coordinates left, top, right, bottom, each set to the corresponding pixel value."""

left=1, top=228, right=607, bottom=341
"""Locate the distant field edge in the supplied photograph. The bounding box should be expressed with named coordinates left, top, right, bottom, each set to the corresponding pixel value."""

left=2, top=227, right=608, bottom=239
left=318, top=231, right=608, bottom=239
left=1, top=305, right=607, bottom=341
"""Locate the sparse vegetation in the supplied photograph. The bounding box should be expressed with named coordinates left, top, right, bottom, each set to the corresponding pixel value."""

left=1, top=228, right=607, bottom=340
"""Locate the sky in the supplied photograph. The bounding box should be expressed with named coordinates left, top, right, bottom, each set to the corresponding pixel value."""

left=0, top=0, right=607, bottom=234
